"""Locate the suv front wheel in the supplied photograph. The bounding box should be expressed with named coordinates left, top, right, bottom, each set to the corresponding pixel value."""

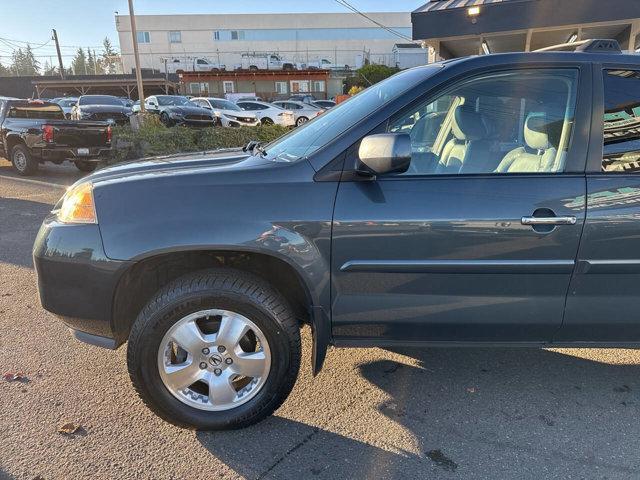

left=127, top=268, right=301, bottom=430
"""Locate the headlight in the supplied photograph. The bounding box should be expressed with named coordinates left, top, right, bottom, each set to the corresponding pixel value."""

left=169, top=111, right=184, bottom=118
left=56, top=183, right=97, bottom=224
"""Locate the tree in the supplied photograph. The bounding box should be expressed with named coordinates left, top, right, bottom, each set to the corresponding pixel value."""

left=71, top=48, right=87, bottom=75
left=87, top=48, right=96, bottom=75
left=10, top=48, right=25, bottom=75
left=23, top=44, right=40, bottom=75
left=42, top=60, right=58, bottom=76
left=344, top=64, right=400, bottom=93
left=101, top=37, right=119, bottom=74
left=0, top=61, right=9, bottom=77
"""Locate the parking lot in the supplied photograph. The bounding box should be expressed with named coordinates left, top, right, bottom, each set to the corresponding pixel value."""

left=2, top=159, right=640, bottom=479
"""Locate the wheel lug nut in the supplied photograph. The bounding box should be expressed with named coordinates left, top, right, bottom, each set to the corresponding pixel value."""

left=202, top=348, right=210, bottom=355
left=217, top=346, right=226, bottom=353
left=214, top=368, right=222, bottom=376
left=199, top=362, right=207, bottom=369
left=225, top=358, right=233, bottom=365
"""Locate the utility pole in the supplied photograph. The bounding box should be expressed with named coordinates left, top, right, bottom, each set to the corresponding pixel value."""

left=128, top=0, right=145, bottom=111
left=52, top=29, right=64, bottom=79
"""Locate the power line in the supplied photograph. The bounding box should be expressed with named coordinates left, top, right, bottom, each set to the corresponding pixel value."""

left=333, top=0, right=417, bottom=44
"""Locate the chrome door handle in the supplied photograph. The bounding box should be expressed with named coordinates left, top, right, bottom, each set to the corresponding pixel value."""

left=521, top=216, right=576, bottom=226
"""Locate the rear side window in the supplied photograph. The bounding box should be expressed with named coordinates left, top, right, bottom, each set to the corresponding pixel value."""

left=602, top=70, right=640, bottom=172
left=7, top=103, right=64, bottom=119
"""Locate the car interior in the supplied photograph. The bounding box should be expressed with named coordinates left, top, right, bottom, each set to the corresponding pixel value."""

left=389, top=70, right=578, bottom=175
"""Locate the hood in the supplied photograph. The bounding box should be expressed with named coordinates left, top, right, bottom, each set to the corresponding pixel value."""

left=222, top=109, right=257, bottom=119
left=79, top=104, right=131, bottom=114
left=162, top=105, right=211, bottom=116
left=83, top=149, right=273, bottom=187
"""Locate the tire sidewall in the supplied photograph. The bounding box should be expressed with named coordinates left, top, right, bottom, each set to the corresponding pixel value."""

left=296, top=116, right=308, bottom=126
left=130, top=288, right=294, bottom=430
left=11, top=144, right=36, bottom=176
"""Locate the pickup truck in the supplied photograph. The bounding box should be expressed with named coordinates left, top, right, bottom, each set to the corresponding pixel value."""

left=34, top=39, right=640, bottom=430
left=0, top=98, right=112, bottom=175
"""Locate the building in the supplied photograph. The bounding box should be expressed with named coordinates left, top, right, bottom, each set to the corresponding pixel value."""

left=181, top=69, right=336, bottom=101
left=115, top=12, right=412, bottom=73
left=392, top=43, right=428, bottom=69
left=412, top=0, right=640, bottom=61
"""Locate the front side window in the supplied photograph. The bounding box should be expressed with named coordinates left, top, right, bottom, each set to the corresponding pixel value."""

left=602, top=70, right=640, bottom=173
left=169, top=31, right=181, bottom=43
left=387, top=69, right=578, bottom=176
left=137, top=31, right=150, bottom=44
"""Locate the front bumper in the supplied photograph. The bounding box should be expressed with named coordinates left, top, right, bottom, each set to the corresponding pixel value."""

left=38, top=146, right=112, bottom=162
left=33, top=215, right=131, bottom=345
left=222, top=117, right=260, bottom=127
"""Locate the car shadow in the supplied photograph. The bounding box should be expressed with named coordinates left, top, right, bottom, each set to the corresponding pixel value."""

left=0, top=196, right=53, bottom=268
left=0, top=158, right=85, bottom=187
left=196, top=347, right=640, bottom=479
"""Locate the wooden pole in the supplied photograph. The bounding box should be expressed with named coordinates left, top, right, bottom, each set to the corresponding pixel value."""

left=128, top=0, right=145, bottom=110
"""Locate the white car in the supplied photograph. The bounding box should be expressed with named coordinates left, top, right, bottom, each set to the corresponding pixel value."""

left=271, top=100, right=324, bottom=126
left=55, top=97, right=78, bottom=118
left=235, top=101, right=296, bottom=127
left=191, top=97, right=260, bottom=127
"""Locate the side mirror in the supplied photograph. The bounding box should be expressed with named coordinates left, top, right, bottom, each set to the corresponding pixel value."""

left=357, top=133, right=412, bottom=176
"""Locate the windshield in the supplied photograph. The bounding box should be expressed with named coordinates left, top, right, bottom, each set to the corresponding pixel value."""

left=157, top=96, right=191, bottom=106
left=210, top=99, right=241, bottom=111
left=79, top=95, right=122, bottom=106
left=263, top=67, right=439, bottom=162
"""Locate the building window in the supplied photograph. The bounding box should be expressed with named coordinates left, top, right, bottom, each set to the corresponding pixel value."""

left=169, top=31, right=182, bottom=43
left=231, top=30, right=245, bottom=41
left=136, top=31, right=150, bottom=44
left=290, top=80, right=310, bottom=93
left=223, top=81, right=235, bottom=93
left=275, top=82, right=288, bottom=95
left=189, top=83, right=201, bottom=94
left=213, top=31, right=220, bottom=41
left=312, top=80, right=326, bottom=92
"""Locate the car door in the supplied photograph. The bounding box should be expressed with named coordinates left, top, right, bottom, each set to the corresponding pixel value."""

left=331, top=66, right=591, bottom=344
left=559, top=66, right=640, bottom=343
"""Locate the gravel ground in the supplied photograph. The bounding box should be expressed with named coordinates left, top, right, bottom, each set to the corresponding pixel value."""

left=2, top=159, right=640, bottom=480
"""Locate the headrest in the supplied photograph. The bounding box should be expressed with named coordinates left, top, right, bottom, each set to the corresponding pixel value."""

left=524, top=112, right=554, bottom=150
left=452, top=105, right=490, bottom=141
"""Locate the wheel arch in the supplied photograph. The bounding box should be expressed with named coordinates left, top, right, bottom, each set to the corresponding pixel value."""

left=112, top=247, right=330, bottom=374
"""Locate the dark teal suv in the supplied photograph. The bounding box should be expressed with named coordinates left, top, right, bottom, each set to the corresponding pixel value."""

left=34, top=40, right=640, bottom=429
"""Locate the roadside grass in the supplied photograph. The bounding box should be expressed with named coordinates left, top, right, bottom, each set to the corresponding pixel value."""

left=110, top=117, right=290, bottom=163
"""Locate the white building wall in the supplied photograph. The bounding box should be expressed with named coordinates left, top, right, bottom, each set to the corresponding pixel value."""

left=115, top=12, right=412, bottom=73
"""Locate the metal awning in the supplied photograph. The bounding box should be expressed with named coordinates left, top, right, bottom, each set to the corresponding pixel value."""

left=412, top=0, right=640, bottom=40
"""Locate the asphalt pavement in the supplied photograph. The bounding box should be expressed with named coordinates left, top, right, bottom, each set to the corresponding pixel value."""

left=2, top=158, right=640, bottom=479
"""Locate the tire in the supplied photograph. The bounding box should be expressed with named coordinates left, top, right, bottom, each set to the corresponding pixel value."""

left=160, top=112, right=172, bottom=127
left=261, top=117, right=274, bottom=125
left=11, top=144, right=38, bottom=176
left=127, top=268, right=301, bottom=430
left=296, top=116, right=309, bottom=127
left=74, top=160, right=97, bottom=172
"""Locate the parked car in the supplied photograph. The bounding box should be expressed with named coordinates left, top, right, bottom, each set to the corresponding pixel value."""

left=34, top=39, right=636, bottom=431
left=235, top=53, right=296, bottom=71
left=190, top=97, right=260, bottom=127
left=165, top=57, right=226, bottom=74
left=119, top=98, right=135, bottom=108
left=288, top=94, right=316, bottom=104
left=144, top=95, right=216, bottom=127
left=225, top=94, right=263, bottom=103
left=131, top=100, right=141, bottom=113
left=0, top=98, right=112, bottom=175
left=312, top=100, right=336, bottom=109
left=71, top=95, right=132, bottom=125
left=55, top=97, right=79, bottom=118
left=235, top=100, right=295, bottom=126
left=307, top=58, right=350, bottom=70
left=272, top=100, right=323, bottom=126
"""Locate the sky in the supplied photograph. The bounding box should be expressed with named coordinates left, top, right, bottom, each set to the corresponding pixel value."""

left=0, top=0, right=424, bottom=67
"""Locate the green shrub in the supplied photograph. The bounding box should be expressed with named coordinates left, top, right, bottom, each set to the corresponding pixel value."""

left=110, top=121, right=290, bottom=164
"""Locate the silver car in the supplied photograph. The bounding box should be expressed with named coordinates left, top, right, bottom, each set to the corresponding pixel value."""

left=191, top=97, right=260, bottom=127
left=271, top=100, right=324, bottom=126
left=55, top=97, right=79, bottom=118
